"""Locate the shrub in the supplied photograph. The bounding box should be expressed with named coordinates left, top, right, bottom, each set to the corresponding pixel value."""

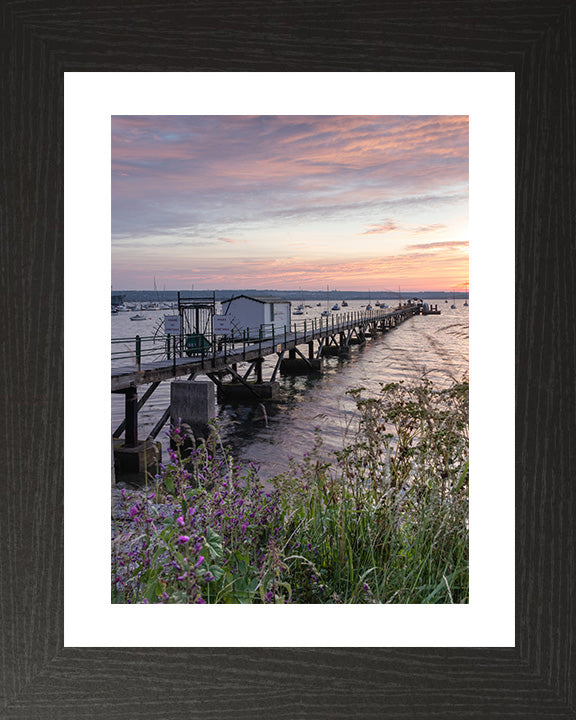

left=112, top=380, right=469, bottom=604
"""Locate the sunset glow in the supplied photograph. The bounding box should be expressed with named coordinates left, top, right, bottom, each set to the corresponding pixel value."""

left=112, top=115, right=468, bottom=292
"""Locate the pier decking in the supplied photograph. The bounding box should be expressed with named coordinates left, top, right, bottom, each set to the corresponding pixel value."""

left=111, top=304, right=429, bottom=392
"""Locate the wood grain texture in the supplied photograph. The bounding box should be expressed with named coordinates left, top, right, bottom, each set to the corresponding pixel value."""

left=1, top=0, right=574, bottom=717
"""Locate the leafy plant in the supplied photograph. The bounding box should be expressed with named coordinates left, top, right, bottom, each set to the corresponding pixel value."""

left=112, top=380, right=469, bottom=604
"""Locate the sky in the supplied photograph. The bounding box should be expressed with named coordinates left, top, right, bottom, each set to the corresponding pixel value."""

left=111, top=115, right=468, bottom=292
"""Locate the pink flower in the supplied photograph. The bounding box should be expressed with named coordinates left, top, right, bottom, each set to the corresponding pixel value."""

left=176, top=516, right=185, bottom=527
left=177, top=535, right=190, bottom=545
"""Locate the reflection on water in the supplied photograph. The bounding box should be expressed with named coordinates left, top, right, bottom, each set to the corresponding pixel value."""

left=112, top=301, right=468, bottom=479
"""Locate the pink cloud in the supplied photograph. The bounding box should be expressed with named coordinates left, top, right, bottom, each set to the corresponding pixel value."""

left=217, top=237, right=247, bottom=245
left=360, top=219, right=399, bottom=235
left=413, top=223, right=447, bottom=233
left=407, top=240, right=468, bottom=251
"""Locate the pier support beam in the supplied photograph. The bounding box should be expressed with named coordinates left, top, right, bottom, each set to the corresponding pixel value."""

left=255, top=358, right=264, bottom=384
left=348, top=330, right=366, bottom=345
left=170, top=378, right=216, bottom=436
left=124, top=386, right=138, bottom=447
left=113, top=386, right=162, bottom=485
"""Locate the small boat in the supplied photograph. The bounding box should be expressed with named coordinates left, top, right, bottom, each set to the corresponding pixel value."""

left=331, top=303, right=340, bottom=311
left=322, top=285, right=332, bottom=317
left=130, top=314, right=147, bottom=321
left=366, top=304, right=373, bottom=311
left=463, top=300, right=468, bottom=307
left=293, top=308, right=304, bottom=316
left=342, top=300, right=348, bottom=307
left=375, top=301, right=380, bottom=307
left=316, top=303, right=322, bottom=307
left=382, top=303, right=389, bottom=309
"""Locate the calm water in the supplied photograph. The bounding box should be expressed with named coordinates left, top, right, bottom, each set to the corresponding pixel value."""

left=111, top=299, right=468, bottom=479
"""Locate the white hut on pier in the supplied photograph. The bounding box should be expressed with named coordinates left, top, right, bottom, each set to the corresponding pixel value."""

left=220, top=295, right=291, bottom=338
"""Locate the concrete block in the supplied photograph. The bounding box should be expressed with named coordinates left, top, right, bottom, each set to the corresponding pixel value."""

left=113, top=438, right=161, bottom=486
left=218, top=381, right=280, bottom=401
left=280, top=357, right=323, bottom=375
left=170, top=379, right=216, bottom=431
left=321, top=344, right=344, bottom=356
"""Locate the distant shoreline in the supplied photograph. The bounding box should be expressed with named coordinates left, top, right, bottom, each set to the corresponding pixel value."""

left=113, top=289, right=468, bottom=303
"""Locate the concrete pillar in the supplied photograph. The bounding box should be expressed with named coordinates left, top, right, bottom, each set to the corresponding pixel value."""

left=171, top=379, right=216, bottom=435
left=321, top=342, right=342, bottom=356
left=113, top=437, right=162, bottom=486
left=280, top=357, right=323, bottom=374
left=217, top=381, right=280, bottom=401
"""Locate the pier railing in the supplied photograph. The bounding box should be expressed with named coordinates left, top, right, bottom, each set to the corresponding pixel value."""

left=111, top=305, right=418, bottom=373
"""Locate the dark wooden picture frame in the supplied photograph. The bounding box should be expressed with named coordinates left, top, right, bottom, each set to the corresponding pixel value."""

left=1, top=2, right=574, bottom=717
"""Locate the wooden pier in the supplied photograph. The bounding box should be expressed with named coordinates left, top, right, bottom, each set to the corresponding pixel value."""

left=111, top=301, right=439, bottom=480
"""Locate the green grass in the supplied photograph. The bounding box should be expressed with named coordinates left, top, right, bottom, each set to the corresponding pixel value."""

left=112, top=379, right=469, bottom=604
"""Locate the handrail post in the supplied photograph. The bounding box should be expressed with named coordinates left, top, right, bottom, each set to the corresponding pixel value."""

left=136, top=335, right=141, bottom=370
left=166, top=333, right=170, bottom=360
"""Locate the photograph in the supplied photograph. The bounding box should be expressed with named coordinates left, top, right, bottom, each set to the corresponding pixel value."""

left=110, top=114, right=470, bottom=605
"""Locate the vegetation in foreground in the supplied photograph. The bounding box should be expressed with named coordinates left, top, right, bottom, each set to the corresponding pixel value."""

left=112, top=379, right=469, bottom=604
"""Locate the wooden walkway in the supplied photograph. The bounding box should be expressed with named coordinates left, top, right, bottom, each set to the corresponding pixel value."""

left=111, top=305, right=422, bottom=392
